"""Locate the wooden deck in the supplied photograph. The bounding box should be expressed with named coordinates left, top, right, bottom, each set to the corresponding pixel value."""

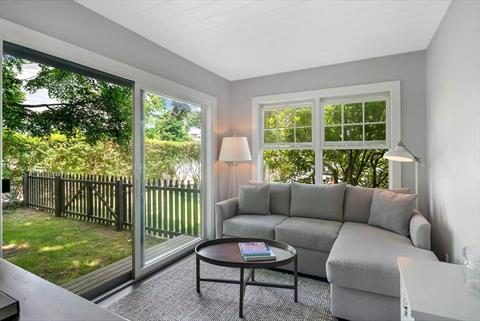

left=62, top=235, right=197, bottom=299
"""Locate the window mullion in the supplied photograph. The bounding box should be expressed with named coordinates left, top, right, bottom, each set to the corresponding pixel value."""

left=316, top=98, right=323, bottom=184
left=341, top=104, right=344, bottom=142
left=362, top=101, right=366, bottom=144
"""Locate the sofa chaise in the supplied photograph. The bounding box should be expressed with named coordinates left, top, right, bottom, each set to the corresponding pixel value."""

left=215, top=182, right=438, bottom=321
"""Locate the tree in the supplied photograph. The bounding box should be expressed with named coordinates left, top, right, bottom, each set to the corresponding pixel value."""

left=144, top=94, right=199, bottom=142
left=263, top=149, right=315, bottom=184
left=323, top=149, right=388, bottom=188
left=2, top=56, right=26, bottom=128
left=2, top=55, right=133, bottom=146
left=262, top=103, right=388, bottom=187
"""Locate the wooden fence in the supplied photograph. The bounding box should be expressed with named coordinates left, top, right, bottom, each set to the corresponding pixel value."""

left=23, top=172, right=201, bottom=238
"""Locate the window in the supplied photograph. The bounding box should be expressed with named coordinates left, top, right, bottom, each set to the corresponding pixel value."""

left=257, top=91, right=393, bottom=188
left=322, top=97, right=389, bottom=187
left=323, top=99, right=387, bottom=147
left=263, top=105, right=312, bottom=145
left=262, top=103, right=315, bottom=184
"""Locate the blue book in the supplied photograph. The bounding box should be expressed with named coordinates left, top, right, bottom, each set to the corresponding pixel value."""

left=242, top=248, right=276, bottom=261
left=239, top=242, right=273, bottom=257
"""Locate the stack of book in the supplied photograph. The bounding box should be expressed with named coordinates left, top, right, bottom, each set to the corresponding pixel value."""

left=238, top=242, right=276, bottom=261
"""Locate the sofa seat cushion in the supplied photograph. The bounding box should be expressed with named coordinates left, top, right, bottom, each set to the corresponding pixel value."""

left=275, top=217, right=342, bottom=252
left=223, top=214, right=288, bottom=239
left=326, top=222, right=437, bottom=298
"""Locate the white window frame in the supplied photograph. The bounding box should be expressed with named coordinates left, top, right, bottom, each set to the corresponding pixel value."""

left=321, top=94, right=390, bottom=149
left=252, top=81, right=401, bottom=188
left=0, top=19, right=217, bottom=278
left=261, top=101, right=315, bottom=149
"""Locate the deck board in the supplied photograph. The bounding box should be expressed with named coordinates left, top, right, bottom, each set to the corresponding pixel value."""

left=63, top=235, right=197, bottom=299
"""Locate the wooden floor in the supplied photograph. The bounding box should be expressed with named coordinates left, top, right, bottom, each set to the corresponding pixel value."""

left=62, top=235, right=197, bottom=300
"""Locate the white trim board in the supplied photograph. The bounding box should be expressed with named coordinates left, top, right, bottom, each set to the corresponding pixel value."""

left=0, top=19, right=217, bottom=278
left=251, top=81, right=402, bottom=188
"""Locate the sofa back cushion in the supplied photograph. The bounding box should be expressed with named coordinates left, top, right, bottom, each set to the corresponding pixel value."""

left=249, top=182, right=291, bottom=216
left=290, top=182, right=346, bottom=221
left=344, top=185, right=410, bottom=223
left=238, top=185, right=270, bottom=215
left=368, top=189, right=417, bottom=236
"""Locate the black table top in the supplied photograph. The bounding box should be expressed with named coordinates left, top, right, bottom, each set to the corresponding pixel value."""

left=195, top=238, right=296, bottom=269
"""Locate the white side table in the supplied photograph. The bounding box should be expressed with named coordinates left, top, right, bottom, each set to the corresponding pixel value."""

left=398, top=257, right=480, bottom=321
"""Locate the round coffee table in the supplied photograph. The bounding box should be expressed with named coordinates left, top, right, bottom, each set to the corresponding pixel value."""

left=195, top=238, right=298, bottom=318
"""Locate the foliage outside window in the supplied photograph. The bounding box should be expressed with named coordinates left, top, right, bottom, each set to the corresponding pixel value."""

left=262, top=104, right=315, bottom=183
left=263, top=106, right=312, bottom=145
left=261, top=98, right=389, bottom=188
left=324, top=100, right=387, bottom=145
left=263, top=149, right=315, bottom=184
left=2, top=54, right=202, bottom=199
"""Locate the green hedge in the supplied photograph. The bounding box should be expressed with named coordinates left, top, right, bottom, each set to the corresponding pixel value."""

left=2, top=130, right=201, bottom=197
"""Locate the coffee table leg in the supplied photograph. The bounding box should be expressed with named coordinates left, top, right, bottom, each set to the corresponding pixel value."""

left=294, top=255, right=298, bottom=302
left=196, top=255, right=200, bottom=293
left=251, top=268, right=255, bottom=282
left=239, top=267, right=245, bottom=318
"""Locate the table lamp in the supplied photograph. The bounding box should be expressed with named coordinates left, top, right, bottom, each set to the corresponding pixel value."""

left=219, top=136, right=252, bottom=198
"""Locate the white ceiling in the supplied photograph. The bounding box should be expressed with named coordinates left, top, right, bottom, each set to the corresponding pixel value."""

left=77, top=0, right=450, bottom=81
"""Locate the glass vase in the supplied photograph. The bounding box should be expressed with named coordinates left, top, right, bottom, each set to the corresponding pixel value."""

left=463, top=246, right=480, bottom=295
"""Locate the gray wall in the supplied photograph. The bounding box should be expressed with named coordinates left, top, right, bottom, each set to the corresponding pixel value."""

left=0, top=0, right=232, bottom=201
left=229, top=51, right=428, bottom=213
left=426, top=0, right=480, bottom=263
left=4, top=1, right=477, bottom=260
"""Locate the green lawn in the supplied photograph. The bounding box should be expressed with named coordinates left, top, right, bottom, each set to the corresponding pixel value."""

left=2, top=207, right=165, bottom=285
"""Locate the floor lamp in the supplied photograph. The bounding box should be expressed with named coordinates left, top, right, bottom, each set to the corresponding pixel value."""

left=384, top=141, right=422, bottom=208
left=219, top=136, right=252, bottom=198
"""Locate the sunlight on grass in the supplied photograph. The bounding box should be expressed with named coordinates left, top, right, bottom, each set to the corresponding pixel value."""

left=3, top=207, right=167, bottom=285
left=86, top=259, right=102, bottom=267
left=2, top=242, right=30, bottom=250
left=39, top=245, right=64, bottom=252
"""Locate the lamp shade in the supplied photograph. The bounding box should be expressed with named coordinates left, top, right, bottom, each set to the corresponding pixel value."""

left=384, top=142, right=415, bottom=162
left=219, top=136, right=252, bottom=162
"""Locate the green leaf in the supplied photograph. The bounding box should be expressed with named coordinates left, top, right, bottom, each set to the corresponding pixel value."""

left=295, top=127, right=312, bottom=143
left=325, top=126, right=342, bottom=141
left=263, top=149, right=315, bottom=183
left=322, top=149, right=388, bottom=188
left=365, top=101, right=386, bottom=122
left=295, top=107, right=312, bottom=126
left=343, top=103, right=362, bottom=123
left=277, top=108, right=295, bottom=128
left=365, top=124, right=386, bottom=141
left=264, top=129, right=277, bottom=144
left=343, top=125, right=363, bottom=141
left=278, top=128, right=294, bottom=143
left=324, top=104, right=341, bottom=125
left=263, top=110, right=277, bottom=129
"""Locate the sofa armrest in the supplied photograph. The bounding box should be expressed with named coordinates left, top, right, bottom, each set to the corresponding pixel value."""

left=409, top=209, right=431, bottom=250
left=215, top=197, right=238, bottom=239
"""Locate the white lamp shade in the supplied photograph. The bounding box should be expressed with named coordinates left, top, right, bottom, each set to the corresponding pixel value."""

left=219, top=136, right=252, bottom=162
left=384, top=144, right=415, bottom=162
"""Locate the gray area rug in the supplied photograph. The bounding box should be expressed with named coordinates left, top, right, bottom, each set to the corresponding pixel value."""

left=107, top=254, right=336, bottom=321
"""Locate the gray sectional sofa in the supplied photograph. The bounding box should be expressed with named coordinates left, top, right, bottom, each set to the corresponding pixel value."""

left=215, top=182, right=438, bottom=321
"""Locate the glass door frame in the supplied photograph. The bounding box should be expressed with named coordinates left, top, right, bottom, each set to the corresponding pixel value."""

left=132, top=83, right=216, bottom=279
left=0, top=19, right=217, bottom=281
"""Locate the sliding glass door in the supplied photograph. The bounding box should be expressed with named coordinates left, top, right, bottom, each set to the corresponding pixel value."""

left=134, top=88, right=205, bottom=276
left=1, top=32, right=215, bottom=290
left=1, top=42, right=134, bottom=298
